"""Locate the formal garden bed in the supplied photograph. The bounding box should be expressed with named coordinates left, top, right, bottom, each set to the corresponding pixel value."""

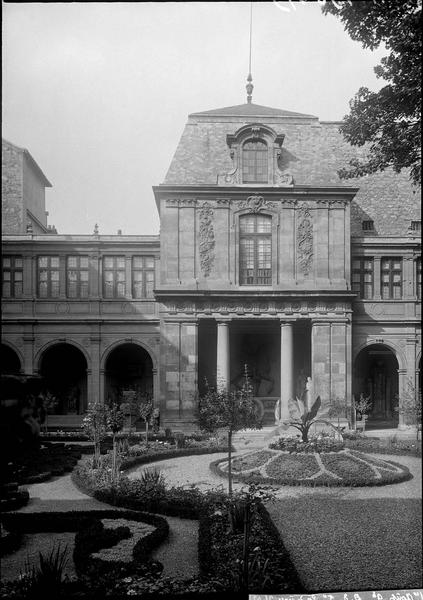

left=210, top=436, right=412, bottom=487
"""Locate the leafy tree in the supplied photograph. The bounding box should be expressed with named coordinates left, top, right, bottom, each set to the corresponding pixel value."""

left=106, top=403, right=125, bottom=484
left=394, top=378, right=422, bottom=436
left=328, top=396, right=347, bottom=433
left=82, top=403, right=108, bottom=468
left=138, top=394, right=154, bottom=445
left=197, top=367, right=262, bottom=496
left=322, top=0, right=421, bottom=185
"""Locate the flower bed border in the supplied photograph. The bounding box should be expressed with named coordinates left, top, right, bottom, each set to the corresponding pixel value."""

left=209, top=453, right=412, bottom=487
left=72, top=447, right=232, bottom=519
left=1, top=509, right=169, bottom=568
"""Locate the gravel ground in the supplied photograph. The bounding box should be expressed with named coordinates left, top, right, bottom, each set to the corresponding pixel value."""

left=151, top=516, right=199, bottom=580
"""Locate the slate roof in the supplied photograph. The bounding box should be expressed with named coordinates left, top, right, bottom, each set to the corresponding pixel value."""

left=189, top=102, right=317, bottom=119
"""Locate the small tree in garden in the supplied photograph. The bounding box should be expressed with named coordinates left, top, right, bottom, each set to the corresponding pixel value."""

left=106, top=403, right=125, bottom=485
left=328, top=397, right=347, bottom=433
left=283, top=396, right=322, bottom=442
left=394, top=379, right=422, bottom=437
left=198, top=366, right=261, bottom=496
left=82, top=403, right=108, bottom=468
left=354, top=393, right=372, bottom=419
left=120, top=389, right=138, bottom=440
left=138, top=395, right=153, bottom=445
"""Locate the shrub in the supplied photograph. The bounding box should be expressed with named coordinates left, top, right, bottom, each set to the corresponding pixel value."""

left=269, top=433, right=344, bottom=453
left=19, top=543, right=69, bottom=598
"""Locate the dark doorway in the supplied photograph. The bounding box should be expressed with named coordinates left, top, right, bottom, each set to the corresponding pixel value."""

left=105, top=342, right=153, bottom=405
left=39, top=344, right=87, bottom=415
left=353, top=344, right=399, bottom=427
left=1, top=344, right=21, bottom=374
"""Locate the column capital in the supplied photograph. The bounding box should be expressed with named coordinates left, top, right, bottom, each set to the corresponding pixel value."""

left=216, top=318, right=232, bottom=324
left=279, top=319, right=295, bottom=325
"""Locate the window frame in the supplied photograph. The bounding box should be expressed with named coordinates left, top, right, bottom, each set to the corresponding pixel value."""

left=66, top=255, right=89, bottom=299
left=2, top=255, right=23, bottom=298
left=381, top=257, right=403, bottom=300
left=132, top=256, right=155, bottom=299
left=241, top=138, right=269, bottom=184
left=416, top=257, right=422, bottom=300
left=102, top=255, right=126, bottom=299
left=37, top=255, right=60, bottom=298
left=239, top=213, right=272, bottom=286
left=351, top=257, right=374, bottom=299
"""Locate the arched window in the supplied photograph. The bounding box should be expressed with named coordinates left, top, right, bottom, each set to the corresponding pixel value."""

left=242, top=140, right=268, bottom=183
left=239, top=214, right=272, bottom=285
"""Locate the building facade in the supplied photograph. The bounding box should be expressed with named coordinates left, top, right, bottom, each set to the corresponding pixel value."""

left=1, top=102, right=421, bottom=431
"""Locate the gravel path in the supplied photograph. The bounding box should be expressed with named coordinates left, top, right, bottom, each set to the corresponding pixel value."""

left=126, top=451, right=421, bottom=499
left=151, top=516, right=198, bottom=579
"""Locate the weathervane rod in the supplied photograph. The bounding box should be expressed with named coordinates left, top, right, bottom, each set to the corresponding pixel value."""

left=246, top=1, right=254, bottom=104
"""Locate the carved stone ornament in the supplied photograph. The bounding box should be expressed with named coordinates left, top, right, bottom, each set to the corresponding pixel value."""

left=274, top=170, right=294, bottom=187
left=297, top=203, right=313, bottom=277
left=198, top=203, right=215, bottom=277
left=239, top=195, right=277, bottom=213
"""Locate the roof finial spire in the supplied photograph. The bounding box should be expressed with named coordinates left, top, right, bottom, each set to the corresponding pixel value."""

left=246, top=1, right=253, bottom=104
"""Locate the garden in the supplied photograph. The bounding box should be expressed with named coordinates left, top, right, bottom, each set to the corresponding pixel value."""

left=1, top=380, right=421, bottom=597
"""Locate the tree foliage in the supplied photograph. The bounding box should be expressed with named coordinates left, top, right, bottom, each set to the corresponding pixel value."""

left=197, top=368, right=262, bottom=495
left=322, top=0, right=421, bottom=185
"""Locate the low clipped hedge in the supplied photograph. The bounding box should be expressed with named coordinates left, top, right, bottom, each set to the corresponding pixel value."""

left=210, top=450, right=412, bottom=487
left=0, top=527, right=22, bottom=556
left=73, top=510, right=169, bottom=575
left=121, top=445, right=232, bottom=471
left=1, top=509, right=168, bottom=573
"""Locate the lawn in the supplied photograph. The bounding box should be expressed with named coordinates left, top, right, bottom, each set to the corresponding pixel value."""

left=267, top=496, right=422, bottom=591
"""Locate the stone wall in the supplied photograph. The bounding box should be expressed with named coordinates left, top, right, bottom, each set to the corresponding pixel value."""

left=2, top=142, right=24, bottom=234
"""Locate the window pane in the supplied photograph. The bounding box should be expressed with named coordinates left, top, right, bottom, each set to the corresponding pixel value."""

left=14, top=258, right=23, bottom=268
left=3, top=258, right=11, bottom=268
left=133, top=272, right=143, bottom=283
left=393, top=261, right=401, bottom=270
left=393, top=286, right=401, bottom=299
left=50, top=257, right=59, bottom=268
left=68, top=270, right=78, bottom=282
left=3, top=282, right=11, bottom=297
left=363, top=284, right=373, bottom=299
left=67, top=256, right=77, bottom=268
left=133, top=257, right=143, bottom=269
left=51, top=270, right=59, bottom=281
left=80, top=282, right=89, bottom=298
left=3, top=272, right=11, bottom=281
left=116, top=282, right=125, bottom=296
left=68, top=282, right=78, bottom=298
left=39, top=257, right=48, bottom=268
left=104, top=281, right=113, bottom=297
left=145, top=257, right=155, bottom=269
left=116, top=271, right=125, bottom=282
left=39, top=270, right=48, bottom=281
left=80, top=271, right=89, bottom=281
left=80, top=257, right=89, bottom=268
left=133, top=283, right=143, bottom=298
left=104, top=257, right=114, bottom=269
left=105, top=272, right=114, bottom=283
left=256, top=216, right=271, bottom=233
left=352, top=260, right=361, bottom=270
left=39, top=281, right=48, bottom=297
left=116, top=258, right=125, bottom=269
left=51, top=281, right=60, bottom=297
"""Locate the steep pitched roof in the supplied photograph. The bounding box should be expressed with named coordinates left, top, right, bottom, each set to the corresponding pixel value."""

left=2, top=138, right=52, bottom=187
left=189, top=102, right=317, bottom=119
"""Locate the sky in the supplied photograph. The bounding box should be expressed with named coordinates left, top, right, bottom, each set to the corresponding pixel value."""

left=2, top=1, right=387, bottom=236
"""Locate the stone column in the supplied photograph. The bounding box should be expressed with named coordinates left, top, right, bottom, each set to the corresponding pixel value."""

left=279, top=321, right=294, bottom=421
left=216, top=320, right=230, bottom=391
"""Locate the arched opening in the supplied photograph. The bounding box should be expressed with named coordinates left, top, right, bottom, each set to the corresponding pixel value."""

left=1, top=344, right=21, bottom=374
left=104, top=343, right=153, bottom=429
left=39, top=344, right=88, bottom=415
left=353, top=344, right=399, bottom=428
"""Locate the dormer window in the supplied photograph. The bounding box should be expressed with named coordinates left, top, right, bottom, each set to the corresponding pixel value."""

left=218, top=123, right=293, bottom=187
left=242, top=140, right=268, bottom=183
